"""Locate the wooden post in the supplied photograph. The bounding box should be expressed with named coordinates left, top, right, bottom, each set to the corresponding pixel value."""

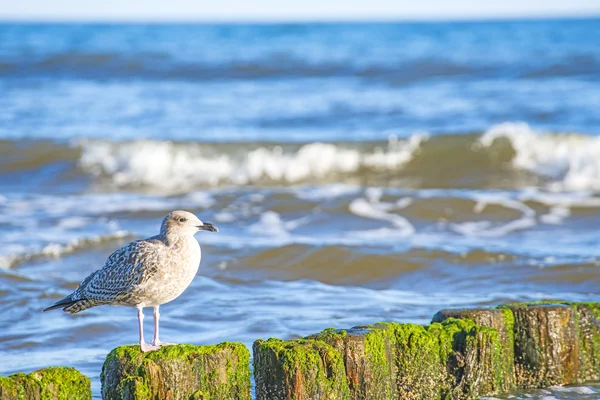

left=507, top=303, right=578, bottom=387
left=562, top=302, right=600, bottom=382
left=253, top=338, right=350, bottom=400
left=0, top=366, right=91, bottom=400
left=308, top=324, right=397, bottom=399
left=101, top=343, right=251, bottom=400
left=432, top=306, right=516, bottom=392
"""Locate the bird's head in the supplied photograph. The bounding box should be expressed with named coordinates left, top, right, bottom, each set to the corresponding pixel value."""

left=161, top=210, right=218, bottom=237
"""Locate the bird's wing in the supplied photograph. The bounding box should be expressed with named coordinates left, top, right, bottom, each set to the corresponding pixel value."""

left=75, top=239, right=163, bottom=303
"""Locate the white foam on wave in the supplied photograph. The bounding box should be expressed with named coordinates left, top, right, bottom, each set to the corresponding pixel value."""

left=449, top=188, right=600, bottom=237
left=452, top=218, right=537, bottom=238
left=451, top=191, right=538, bottom=237
left=0, top=191, right=216, bottom=268
left=473, top=192, right=535, bottom=218
left=248, top=211, right=312, bottom=238
left=348, top=196, right=415, bottom=236
left=77, top=134, right=427, bottom=190
left=519, top=188, right=600, bottom=208
left=539, top=205, right=571, bottom=225
left=0, top=231, right=130, bottom=269
left=249, top=211, right=291, bottom=237
left=480, top=122, right=600, bottom=191
left=0, top=191, right=214, bottom=222
left=294, top=184, right=361, bottom=201
left=522, top=189, right=599, bottom=226
left=547, top=385, right=597, bottom=394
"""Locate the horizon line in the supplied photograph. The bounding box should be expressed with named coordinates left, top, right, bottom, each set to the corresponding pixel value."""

left=1, top=11, right=599, bottom=24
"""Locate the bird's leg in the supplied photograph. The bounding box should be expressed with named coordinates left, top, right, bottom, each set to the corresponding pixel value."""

left=138, top=307, right=160, bottom=352
left=152, top=305, right=175, bottom=347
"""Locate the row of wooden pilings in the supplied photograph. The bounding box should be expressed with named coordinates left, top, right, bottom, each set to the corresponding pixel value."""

left=2, top=301, right=599, bottom=399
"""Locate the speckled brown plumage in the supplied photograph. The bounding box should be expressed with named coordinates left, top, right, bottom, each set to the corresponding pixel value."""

left=60, top=237, right=183, bottom=313
left=43, top=210, right=218, bottom=352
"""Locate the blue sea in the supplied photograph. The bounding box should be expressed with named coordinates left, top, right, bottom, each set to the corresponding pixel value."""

left=1, top=19, right=600, bottom=398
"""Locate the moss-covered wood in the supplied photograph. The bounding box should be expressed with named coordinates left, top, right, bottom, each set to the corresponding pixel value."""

left=507, top=303, right=578, bottom=387
left=380, top=319, right=507, bottom=399
left=393, top=322, right=450, bottom=399
left=101, top=342, right=251, bottom=400
left=434, top=318, right=507, bottom=399
left=432, top=306, right=516, bottom=392
left=0, top=366, right=91, bottom=400
left=308, top=324, right=397, bottom=400
left=257, top=318, right=507, bottom=400
left=560, top=302, right=600, bottom=382
left=253, top=338, right=350, bottom=400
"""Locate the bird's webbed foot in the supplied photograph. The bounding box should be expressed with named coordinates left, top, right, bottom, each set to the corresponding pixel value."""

left=153, top=341, right=176, bottom=347
left=140, top=342, right=161, bottom=352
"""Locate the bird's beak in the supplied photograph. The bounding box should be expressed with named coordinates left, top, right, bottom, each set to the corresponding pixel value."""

left=197, top=222, right=218, bottom=232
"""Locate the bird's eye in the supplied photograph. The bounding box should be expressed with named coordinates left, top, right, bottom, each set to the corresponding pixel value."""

left=179, top=217, right=187, bottom=223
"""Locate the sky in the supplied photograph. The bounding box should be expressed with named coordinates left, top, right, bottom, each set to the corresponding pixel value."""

left=1, top=0, right=599, bottom=22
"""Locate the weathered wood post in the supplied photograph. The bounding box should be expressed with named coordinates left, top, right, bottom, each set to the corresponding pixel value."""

left=8, top=301, right=598, bottom=400
left=308, top=324, right=397, bottom=400
left=0, top=366, right=91, bottom=400
left=392, top=322, right=451, bottom=399
left=506, top=303, right=579, bottom=387
left=254, top=318, right=509, bottom=400
left=569, top=302, right=600, bottom=382
left=253, top=338, right=349, bottom=400
left=427, top=318, right=508, bottom=399
left=432, top=306, right=516, bottom=392
left=101, top=342, right=251, bottom=400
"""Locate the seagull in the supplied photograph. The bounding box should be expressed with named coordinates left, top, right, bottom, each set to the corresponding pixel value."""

left=44, top=210, right=218, bottom=352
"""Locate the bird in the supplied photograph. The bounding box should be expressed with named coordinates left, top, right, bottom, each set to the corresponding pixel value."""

left=44, top=210, right=218, bottom=352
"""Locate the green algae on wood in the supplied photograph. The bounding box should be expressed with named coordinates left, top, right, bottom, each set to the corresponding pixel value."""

left=391, top=319, right=507, bottom=399
left=432, top=318, right=506, bottom=399
left=101, top=342, right=251, bottom=400
left=393, top=322, right=449, bottom=399
left=308, top=324, right=397, bottom=400
left=432, top=306, right=516, bottom=392
left=253, top=338, right=349, bottom=400
left=558, top=302, right=600, bottom=382
left=293, top=319, right=507, bottom=400
left=507, top=303, right=578, bottom=388
left=0, top=366, right=91, bottom=400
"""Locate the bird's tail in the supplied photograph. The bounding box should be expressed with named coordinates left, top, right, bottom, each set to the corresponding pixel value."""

left=43, top=295, right=96, bottom=314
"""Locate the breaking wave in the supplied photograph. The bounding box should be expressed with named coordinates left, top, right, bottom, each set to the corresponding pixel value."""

left=4, top=123, right=600, bottom=192
left=76, top=134, right=428, bottom=190
left=480, top=122, right=600, bottom=191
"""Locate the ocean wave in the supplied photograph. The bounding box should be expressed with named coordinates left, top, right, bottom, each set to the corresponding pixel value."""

left=4, top=123, right=600, bottom=192
left=3, top=184, right=600, bottom=269
left=4, top=50, right=598, bottom=82
left=76, top=123, right=600, bottom=191
left=224, top=243, right=522, bottom=286
left=1, top=52, right=485, bottom=81
left=480, top=122, right=600, bottom=191
left=76, top=134, right=427, bottom=190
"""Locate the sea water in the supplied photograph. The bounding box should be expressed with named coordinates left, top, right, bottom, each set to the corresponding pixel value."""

left=0, top=19, right=600, bottom=398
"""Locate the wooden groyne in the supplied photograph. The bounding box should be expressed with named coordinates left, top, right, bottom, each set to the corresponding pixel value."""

left=254, top=301, right=600, bottom=400
left=254, top=319, right=509, bottom=399
left=2, top=301, right=600, bottom=399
